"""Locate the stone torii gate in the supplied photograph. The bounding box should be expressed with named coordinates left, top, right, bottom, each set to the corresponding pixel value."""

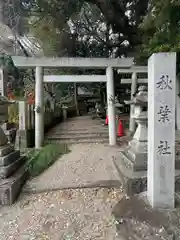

left=12, top=56, right=133, bottom=148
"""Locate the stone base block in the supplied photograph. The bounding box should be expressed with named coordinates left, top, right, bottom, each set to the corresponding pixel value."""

left=0, top=127, right=8, bottom=146
left=0, top=165, right=28, bottom=205
left=121, top=150, right=147, bottom=171
left=0, top=144, right=14, bottom=157
left=15, top=129, right=35, bottom=149
left=0, top=156, right=26, bottom=179
left=112, top=193, right=180, bottom=240
left=113, top=154, right=147, bottom=195
left=113, top=154, right=180, bottom=196
left=4, top=129, right=16, bottom=144
left=15, top=129, right=28, bottom=150
left=0, top=150, right=20, bottom=167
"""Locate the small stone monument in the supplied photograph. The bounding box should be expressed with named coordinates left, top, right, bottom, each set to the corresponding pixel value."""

left=113, top=85, right=148, bottom=195
left=15, top=101, right=29, bottom=150
left=0, top=68, right=16, bottom=141
left=62, top=105, right=68, bottom=121
left=0, top=96, right=27, bottom=205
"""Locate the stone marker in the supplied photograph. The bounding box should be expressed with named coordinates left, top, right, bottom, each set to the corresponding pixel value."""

left=15, top=101, right=29, bottom=150
left=148, top=52, right=176, bottom=209
left=62, top=105, right=68, bottom=121
left=0, top=96, right=28, bottom=205
left=113, top=85, right=148, bottom=195
left=19, top=101, right=28, bottom=130
left=0, top=68, right=8, bottom=97
left=0, top=68, right=17, bottom=143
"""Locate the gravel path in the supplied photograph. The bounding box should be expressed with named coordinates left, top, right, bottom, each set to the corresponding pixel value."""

left=0, top=116, right=126, bottom=239
left=0, top=188, right=123, bottom=240
left=46, top=116, right=108, bottom=134
left=24, top=143, right=122, bottom=193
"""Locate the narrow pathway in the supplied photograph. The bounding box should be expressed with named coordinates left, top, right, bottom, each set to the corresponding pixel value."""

left=0, top=116, right=128, bottom=240
left=24, top=143, right=123, bottom=193
left=46, top=115, right=109, bottom=144
left=0, top=188, right=123, bottom=240
left=24, top=115, right=129, bottom=193
left=45, top=115, right=129, bottom=144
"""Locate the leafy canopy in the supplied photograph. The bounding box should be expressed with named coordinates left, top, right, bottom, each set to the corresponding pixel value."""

left=139, top=0, right=180, bottom=59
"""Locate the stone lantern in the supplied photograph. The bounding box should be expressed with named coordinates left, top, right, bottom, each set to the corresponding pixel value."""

left=0, top=96, right=15, bottom=145
left=114, top=85, right=148, bottom=195
left=124, top=85, right=148, bottom=170
left=0, top=96, right=27, bottom=205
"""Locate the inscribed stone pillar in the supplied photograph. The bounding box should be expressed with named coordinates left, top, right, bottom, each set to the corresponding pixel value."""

left=148, top=52, right=176, bottom=209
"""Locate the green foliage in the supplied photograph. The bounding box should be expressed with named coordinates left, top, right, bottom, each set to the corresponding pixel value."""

left=8, top=104, right=19, bottom=125
left=138, top=0, right=180, bottom=63
left=0, top=55, right=21, bottom=79
left=13, top=88, right=25, bottom=98
left=27, top=0, right=149, bottom=58
left=0, top=55, right=24, bottom=93
left=28, top=0, right=83, bottom=57
left=29, top=16, right=63, bottom=56
left=26, top=143, right=70, bottom=177
left=0, top=55, right=15, bottom=72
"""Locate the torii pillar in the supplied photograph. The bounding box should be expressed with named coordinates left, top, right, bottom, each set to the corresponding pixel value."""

left=35, top=67, right=44, bottom=149
left=129, top=72, right=137, bottom=134
left=106, top=67, right=116, bottom=146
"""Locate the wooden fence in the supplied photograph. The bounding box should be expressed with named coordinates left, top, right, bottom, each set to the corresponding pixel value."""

left=12, top=101, right=63, bottom=149
left=6, top=100, right=78, bottom=148
left=17, top=101, right=62, bottom=131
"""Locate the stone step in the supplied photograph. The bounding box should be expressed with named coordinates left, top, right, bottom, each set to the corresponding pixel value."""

left=0, top=164, right=28, bottom=205
left=47, top=133, right=109, bottom=139
left=0, top=156, right=26, bottom=179
left=46, top=138, right=109, bottom=144
left=49, top=127, right=108, bottom=132
left=47, top=131, right=108, bottom=136
left=47, top=137, right=125, bottom=144
left=46, top=137, right=109, bottom=142
left=47, top=129, right=108, bottom=135
left=0, top=150, right=20, bottom=167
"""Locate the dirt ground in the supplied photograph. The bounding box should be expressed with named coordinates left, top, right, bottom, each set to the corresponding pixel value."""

left=0, top=188, right=123, bottom=240
left=0, top=116, right=128, bottom=239
left=23, top=143, right=123, bottom=193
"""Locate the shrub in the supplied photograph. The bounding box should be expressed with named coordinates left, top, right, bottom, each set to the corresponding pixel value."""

left=26, top=143, right=70, bottom=177
left=8, top=104, right=19, bottom=125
